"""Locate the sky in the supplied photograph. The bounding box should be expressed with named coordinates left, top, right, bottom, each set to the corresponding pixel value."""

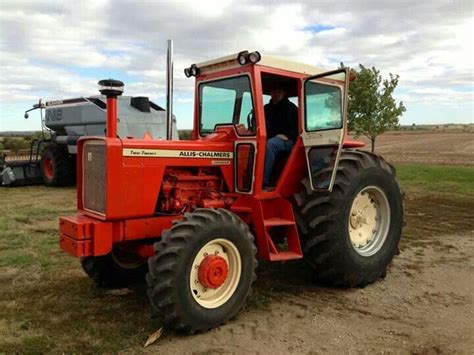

left=0, top=0, right=472, bottom=131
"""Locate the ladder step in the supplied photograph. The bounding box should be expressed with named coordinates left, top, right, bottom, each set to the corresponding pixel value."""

left=269, top=251, right=303, bottom=261
left=263, top=218, right=295, bottom=227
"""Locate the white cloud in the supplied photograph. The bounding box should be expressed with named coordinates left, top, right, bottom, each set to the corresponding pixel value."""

left=0, top=0, right=473, bottom=130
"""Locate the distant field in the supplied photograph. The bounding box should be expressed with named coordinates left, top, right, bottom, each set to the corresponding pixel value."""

left=357, top=131, right=473, bottom=166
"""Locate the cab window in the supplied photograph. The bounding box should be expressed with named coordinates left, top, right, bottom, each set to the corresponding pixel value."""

left=199, top=76, right=255, bottom=136
left=305, top=82, right=342, bottom=131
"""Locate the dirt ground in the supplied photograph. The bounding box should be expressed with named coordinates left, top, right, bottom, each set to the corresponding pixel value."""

left=357, top=131, right=474, bottom=166
left=149, top=232, right=474, bottom=354
left=1, top=131, right=473, bottom=353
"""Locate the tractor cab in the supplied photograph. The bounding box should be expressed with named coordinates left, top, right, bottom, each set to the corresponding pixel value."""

left=186, top=51, right=352, bottom=195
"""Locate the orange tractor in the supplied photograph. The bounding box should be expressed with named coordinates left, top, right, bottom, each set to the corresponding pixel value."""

left=59, top=44, right=403, bottom=333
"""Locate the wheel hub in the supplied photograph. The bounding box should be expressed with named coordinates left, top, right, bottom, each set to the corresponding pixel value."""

left=348, top=186, right=391, bottom=257
left=189, top=238, right=242, bottom=309
left=43, top=156, right=54, bottom=179
left=349, top=191, right=377, bottom=247
left=198, top=255, right=229, bottom=289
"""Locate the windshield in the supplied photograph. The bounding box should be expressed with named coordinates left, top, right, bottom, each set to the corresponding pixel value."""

left=199, top=75, right=255, bottom=136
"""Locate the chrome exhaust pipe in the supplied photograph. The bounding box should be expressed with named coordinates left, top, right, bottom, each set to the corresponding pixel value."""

left=166, top=39, right=174, bottom=140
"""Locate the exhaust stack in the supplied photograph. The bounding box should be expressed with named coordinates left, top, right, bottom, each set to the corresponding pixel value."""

left=98, top=79, right=124, bottom=138
left=166, top=39, right=174, bottom=140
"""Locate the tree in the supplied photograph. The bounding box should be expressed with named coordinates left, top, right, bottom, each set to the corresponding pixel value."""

left=346, top=64, right=406, bottom=152
left=1, top=137, right=30, bottom=153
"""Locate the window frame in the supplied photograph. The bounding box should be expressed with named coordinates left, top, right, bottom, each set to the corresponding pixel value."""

left=234, top=141, right=256, bottom=193
left=198, top=74, right=256, bottom=138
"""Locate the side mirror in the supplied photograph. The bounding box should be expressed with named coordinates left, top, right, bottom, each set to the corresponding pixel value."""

left=24, top=113, right=29, bottom=119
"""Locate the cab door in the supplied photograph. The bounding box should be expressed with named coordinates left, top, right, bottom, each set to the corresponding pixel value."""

left=301, top=68, right=349, bottom=191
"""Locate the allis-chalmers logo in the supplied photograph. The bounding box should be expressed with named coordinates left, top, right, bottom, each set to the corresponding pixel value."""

left=179, top=151, right=232, bottom=158
left=122, top=148, right=233, bottom=159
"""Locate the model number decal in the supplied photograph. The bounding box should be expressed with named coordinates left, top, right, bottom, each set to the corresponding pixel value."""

left=123, top=148, right=233, bottom=159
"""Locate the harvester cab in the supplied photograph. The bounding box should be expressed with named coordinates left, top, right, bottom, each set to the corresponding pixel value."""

left=59, top=46, right=404, bottom=333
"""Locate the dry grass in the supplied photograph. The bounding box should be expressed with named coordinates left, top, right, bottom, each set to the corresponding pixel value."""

left=0, top=188, right=157, bottom=353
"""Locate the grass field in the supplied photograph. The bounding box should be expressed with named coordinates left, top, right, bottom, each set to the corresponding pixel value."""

left=0, top=163, right=473, bottom=353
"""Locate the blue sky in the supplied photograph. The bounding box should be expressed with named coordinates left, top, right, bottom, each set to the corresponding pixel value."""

left=1, top=0, right=472, bottom=132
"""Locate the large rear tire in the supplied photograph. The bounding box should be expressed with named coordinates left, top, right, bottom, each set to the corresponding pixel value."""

left=81, top=247, right=148, bottom=288
left=294, top=150, right=403, bottom=287
left=40, top=145, right=75, bottom=186
left=146, top=208, right=257, bottom=333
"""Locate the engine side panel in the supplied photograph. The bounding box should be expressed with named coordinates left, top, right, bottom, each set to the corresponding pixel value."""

left=78, top=137, right=235, bottom=221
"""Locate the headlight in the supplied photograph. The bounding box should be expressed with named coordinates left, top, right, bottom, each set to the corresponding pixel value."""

left=248, top=51, right=261, bottom=64
left=190, top=65, right=199, bottom=76
left=237, top=51, right=249, bottom=65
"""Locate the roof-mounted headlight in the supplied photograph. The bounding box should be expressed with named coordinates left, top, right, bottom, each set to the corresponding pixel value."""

left=184, top=64, right=199, bottom=78
left=248, top=51, right=261, bottom=64
left=190, top=65, right=199, bottom=76
left=237, top=51, right=249, bottom=65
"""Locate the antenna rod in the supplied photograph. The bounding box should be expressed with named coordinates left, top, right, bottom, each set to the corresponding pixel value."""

left=166, top=39, right=174, bottom=140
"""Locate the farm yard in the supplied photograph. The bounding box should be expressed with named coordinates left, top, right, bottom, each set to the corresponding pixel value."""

left=0, top=130, right=473, bottom=353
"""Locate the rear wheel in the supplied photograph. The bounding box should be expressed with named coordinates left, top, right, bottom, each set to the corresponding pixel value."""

left=294, top=150, right=403, bottom=287
left=81, top=247, right=147, bottom=288
left=147, top=208, right=257, bottom=333
left=40, top=145, right=75, bottom=186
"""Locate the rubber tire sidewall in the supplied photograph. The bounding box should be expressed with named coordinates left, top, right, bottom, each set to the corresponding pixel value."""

left=169, top=224, right=255, bottom=330
left=329, top=165, right=403, bottom=281
left=40, top=145, right=75, bottom=186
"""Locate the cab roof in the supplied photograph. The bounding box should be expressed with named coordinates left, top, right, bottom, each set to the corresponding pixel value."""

left=194, top=51, right=331, bottom=77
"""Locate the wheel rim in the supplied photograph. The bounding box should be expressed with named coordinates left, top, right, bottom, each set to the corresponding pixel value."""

left=189, top=238, right=241, bottom=309
left=349, top=186, right=391, bottom=257
left=43, top=156, right=54, bottom=179
left=111, top=248, right=146, bottom=269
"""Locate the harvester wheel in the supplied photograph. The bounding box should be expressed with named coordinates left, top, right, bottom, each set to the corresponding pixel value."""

left=81, top=248, right=148, bottom=288
left=40, top=145, right=75, bottom=186
left=294, top=150, right=403, bottom=287
left=147, top=208, right=257, bottom=333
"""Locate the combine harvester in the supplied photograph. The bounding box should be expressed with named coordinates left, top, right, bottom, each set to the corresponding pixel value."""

left=0, top=95, right=177, bottom=186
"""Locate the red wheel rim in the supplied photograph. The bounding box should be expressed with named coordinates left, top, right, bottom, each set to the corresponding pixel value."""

left=43, top=156, right=54, bottom=179
left=198, top=255, right=229, bottom=289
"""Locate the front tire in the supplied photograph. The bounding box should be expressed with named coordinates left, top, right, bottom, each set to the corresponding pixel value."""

left=40, top=145, right=75, bottom=186
left=294, top=150, right=403, bottom=287
left=146, top=208, right=257, bottom=333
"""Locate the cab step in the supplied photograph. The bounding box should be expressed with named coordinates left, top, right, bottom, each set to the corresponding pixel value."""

left=263, top=218, right=295, bottom=227
left=269, top=251, right=303, bottom=261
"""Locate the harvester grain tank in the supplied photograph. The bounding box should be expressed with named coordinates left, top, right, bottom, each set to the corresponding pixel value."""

left=0, top=94, right=178, bottom=186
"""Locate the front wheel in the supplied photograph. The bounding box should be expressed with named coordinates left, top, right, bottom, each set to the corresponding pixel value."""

left=146, top=208, right=257, bottom=333
left=40, top=145, right=75, bottom=186
left=294, top=150, right=404, bottom=287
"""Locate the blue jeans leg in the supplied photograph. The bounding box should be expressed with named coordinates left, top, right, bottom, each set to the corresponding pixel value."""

left=264, top=136, right=293, bottom=185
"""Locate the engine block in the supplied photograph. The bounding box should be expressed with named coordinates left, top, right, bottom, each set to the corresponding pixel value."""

left=158, top=167, right=235, bottom=213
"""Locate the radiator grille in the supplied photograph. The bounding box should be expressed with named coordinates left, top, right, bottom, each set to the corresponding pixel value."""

left=83, top=141, right=106, bottom=214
